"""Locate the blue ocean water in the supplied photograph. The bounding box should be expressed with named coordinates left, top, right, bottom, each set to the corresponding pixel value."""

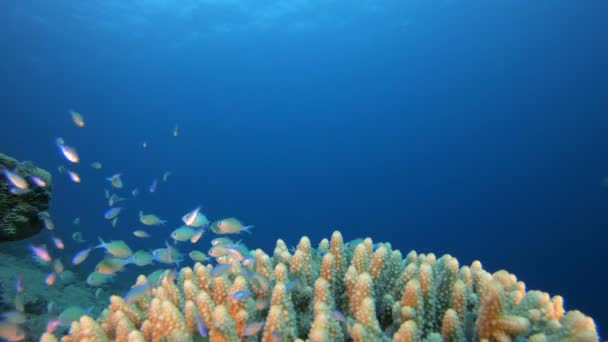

left=1, top=0, right=606, bottom=338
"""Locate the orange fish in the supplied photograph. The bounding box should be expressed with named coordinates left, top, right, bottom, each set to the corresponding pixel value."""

left=45, top=273, right=56, bottom=286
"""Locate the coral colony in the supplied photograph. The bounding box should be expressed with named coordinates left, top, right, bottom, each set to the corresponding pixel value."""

left=44, top=231, right=598, bottom=341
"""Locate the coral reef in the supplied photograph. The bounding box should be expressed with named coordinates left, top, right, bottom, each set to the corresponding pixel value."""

left=0, top=250, right=101, bottom=341
left=0, top=153, right=52, bottom=242
left=47, top=231, right=599, bottom=341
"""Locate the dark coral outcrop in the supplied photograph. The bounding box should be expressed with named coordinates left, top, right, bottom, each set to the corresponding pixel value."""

left=0, top=153, right=52, bottom=242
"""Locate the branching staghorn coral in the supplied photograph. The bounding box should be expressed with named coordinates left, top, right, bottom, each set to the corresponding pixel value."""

left=43, top=231, right=599, bottom=342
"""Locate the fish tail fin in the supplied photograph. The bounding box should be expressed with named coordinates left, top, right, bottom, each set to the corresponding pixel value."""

left=242, top=225, right=254, bottom=234
left=96, top=237, right=105, bottom=249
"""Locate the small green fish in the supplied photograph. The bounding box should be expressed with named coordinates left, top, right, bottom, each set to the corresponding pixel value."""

left=58, top=306, right=86, bottom=327
left=108, top=193, right=126, bottom=206
left=131, top=250, right=153, bottom=266
left=95, top=256, right=129, bottom=275
left=139, top=211, right=167, bottom=226
left=189, top=250, right=209, bottom=262
left=182, top=206, right=209, bottom=228
left=210, top=217, right=253, bottom=235
left=96, top=238, right=133, bottom=259
left=104, top=207, right=122, bottom=220
left=124, top=283, right=151, bottom=304
left=152, top=243, right=182, bottom=265
left=86, top=272, right=114, bottom=287
left=106, top=173, right=123, bottom=188
left=211, top=237, right=234, bottom=246
left=133, top=230, right=150, bottom=238
left=146, top=269, right=166, bottom=287
left=208, top=245, right=229, bottom=258
left=171, top=226, right=196, bottom=242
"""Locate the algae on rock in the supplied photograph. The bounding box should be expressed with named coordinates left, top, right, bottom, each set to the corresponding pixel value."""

left=0, top=153, right=52, bottom=242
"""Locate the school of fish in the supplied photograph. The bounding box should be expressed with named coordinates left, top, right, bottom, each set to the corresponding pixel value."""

left=1, top=113, right=259, bottom=341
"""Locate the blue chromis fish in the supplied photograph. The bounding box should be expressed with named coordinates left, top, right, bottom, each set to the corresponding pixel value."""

left=189, top=250, right=208, bottom=262
left=130, top=250, right=153, bottom=266
left=195, top=313, right=207, bottom=337
left=72, top=231, right=86, bottom=243
left=108, top=193, right=126, bottom=206
left=133, top=230, right=150, bottom=238
left=106, top=173, right=123, bottom=188
left=86, top=272, right=113, bottom=287
left=210, top=264, right=232, bottom=277
left=14, top=275, right=23, bottom=293
left=139, top=211, right=167, bottom=226
left=250, top=272, right=270, bottom=293
left=45, top=272, right=56, bottom=286
left=210, top=218, right=253, bottom=235
left=208, top=245, right=230, bottom=258
left=58, top=306, right=88, bottom=327
left=2, top=169, right=28, bottom=190
left=243, top=257, right=255, bottom=267
left=149, top=179, right=158, bottom=193
left=211, top=237, right=235, bottom=246
left=190, top=228, right=205, bottom=243
left=152, top=244, right=182, bottom=265
left=70, top=110, right=85, bottom=127
left=38, top=211, right=54, bottom=230
left=124, top=283, right=150, bottom=304
left=51, top=236, right=64, bottom=250
left=67, top=170, right=81, bottom=183
left=72, top=247, right=92, bottom=265
left=29, top=244, right=51, bottom=262
left=331, top=309, right=345, bottom=322
left=104, top=207, right=122, bottom=220
left=95, top=256, right=130, bottom=275
left=95, top=237, right=133, bottom=259
left=9, top=187, right=31, bottom=195
left=46, top=319, right=60, bottom=333
left=241, top=321, right=264, bottom=337
left=171, top=226, right=196, bottom=242
left=182, top=206, right=209, bottom=227
left=232, top=290, right=252, bottom=300
left=29, top=175, right=46, bottom=187
left=56, top=138, right=80, bottom=163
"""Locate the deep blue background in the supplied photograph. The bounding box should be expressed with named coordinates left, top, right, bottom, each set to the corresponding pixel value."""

left=1, top=0, right=607, bottom=337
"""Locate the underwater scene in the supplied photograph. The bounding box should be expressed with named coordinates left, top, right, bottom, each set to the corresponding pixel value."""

left=0, top=0, right=606, bottom=341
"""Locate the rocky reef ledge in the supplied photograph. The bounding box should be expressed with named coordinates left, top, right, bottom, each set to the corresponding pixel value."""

left=0, top=153, right=52, bottom=242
